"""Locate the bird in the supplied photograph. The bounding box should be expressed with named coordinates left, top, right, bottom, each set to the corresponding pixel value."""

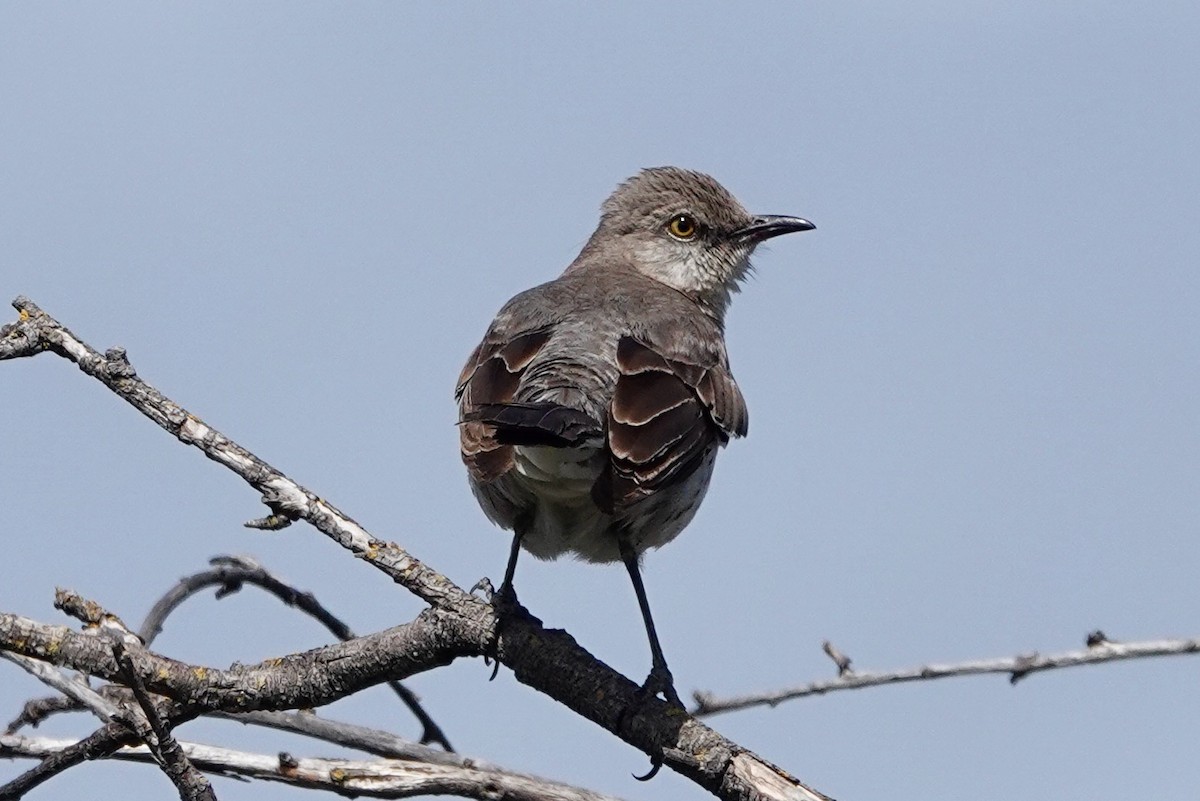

left=455, top=166, right=814, bottom=705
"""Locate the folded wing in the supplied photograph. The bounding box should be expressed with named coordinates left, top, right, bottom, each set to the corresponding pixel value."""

left=594, top=335, right=747, bottom=513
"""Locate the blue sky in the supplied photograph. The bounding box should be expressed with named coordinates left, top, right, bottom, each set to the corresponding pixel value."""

left=2, top=4, right=1198, bottom=800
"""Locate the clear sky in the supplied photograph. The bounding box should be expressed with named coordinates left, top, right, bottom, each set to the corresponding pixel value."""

left=2, top=3, right=1198, bottom=800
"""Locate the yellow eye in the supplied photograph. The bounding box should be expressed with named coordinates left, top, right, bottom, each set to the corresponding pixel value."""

left=667, top=213, right=699, bottom=240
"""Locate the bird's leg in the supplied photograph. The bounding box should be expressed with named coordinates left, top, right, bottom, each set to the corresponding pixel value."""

left=497, top=528, right=523, bottom=603
left=479, top=529, right=524, bottom=681
left=619, top=537, right=683, bottom=708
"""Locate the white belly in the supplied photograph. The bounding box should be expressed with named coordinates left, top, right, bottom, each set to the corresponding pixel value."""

left=511, top=444, right=611, bottom=561
left=507, top=443, right=716, bottom=564
left=514, top=445, right=599, bottom=498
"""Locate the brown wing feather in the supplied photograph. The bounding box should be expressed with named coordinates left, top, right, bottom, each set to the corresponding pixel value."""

left=596, top=336, right=747, bottom=511
left=456, top=326, right=554, bottom=482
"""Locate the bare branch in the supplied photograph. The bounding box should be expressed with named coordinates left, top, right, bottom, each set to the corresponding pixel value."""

left=5, top=694, right=83, bottom=733
left=0, top=609, right=476, bottom=713
left=693, top=634, right=1200, bottom=716
left=0, top=298, right=833, bottom=801
left=0, top=718, right=142, bottom=799
left=138, top=555, right=453, bottom=751
left=1, top=733, right=628, bottom=801
left=0, top=297, right=466, bottom=611
left=820, top=641, right=852, bottom=676
left=215, top=711, right=477, bottom=766
left=0, top=652, right=118, bottom=724
left=113, top=640, right=218, bottom=801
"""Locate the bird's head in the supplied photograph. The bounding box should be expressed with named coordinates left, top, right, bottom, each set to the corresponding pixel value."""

left=579, top=166, right=814, bottom=318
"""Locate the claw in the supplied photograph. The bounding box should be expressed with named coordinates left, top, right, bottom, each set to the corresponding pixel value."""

left=482, top=579, right=519, bottom=681
left=640, top=661, right=683, bottom=708
left=633, top=757, right=663, bottom=782
left=470, top=577, right=496, bottom=600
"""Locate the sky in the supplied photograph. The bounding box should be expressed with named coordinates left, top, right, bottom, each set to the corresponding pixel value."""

left=2, top=3, right=1198, bottom=800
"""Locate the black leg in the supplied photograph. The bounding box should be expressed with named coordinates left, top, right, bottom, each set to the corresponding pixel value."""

left=483, top=529, right=525, bottom=680
left=619, top=537, right=682, bottom=707
left=498, top=528, right=523, bottom=600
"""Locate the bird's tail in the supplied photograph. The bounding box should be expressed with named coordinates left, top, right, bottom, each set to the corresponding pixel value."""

left=461, top=402, right=604, bottom=448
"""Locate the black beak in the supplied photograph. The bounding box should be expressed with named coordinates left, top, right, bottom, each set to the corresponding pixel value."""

left=735, top=214, right=816, bottom=243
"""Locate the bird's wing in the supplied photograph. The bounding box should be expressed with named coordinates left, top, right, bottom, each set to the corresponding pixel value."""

left=455, top=324, right=559, bottom=482
left=595, top=334, right=747, bottom=512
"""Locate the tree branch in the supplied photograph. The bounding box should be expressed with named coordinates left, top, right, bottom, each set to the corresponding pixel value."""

left=0, top=718, right=144, bottom=799
left=0, top=297, right=831, bottom=801
left=693, top=634, right=1200, bottom=716
left=137, top=555, right=453, bottom=751
left=112, top=639, right=218, bottom=801
left=0, top=607, right=476, bottom=713
left=1, top=733, right=628, bottom=801
left=0, top=652, right=118, bottom=724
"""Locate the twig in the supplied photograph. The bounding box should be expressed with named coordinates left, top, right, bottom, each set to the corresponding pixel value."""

left=5, top=694, right=82, bottom=733
left=820, top=641, right=852, bottom=676
left=692, top=634, right=1200, bottom=716
left=1, top=733, right=627, bottom=801
left=113, top=640, right=217, bottom=801
left=214, top=710, right=476, bottom=766
left=0, top=652, right=118, bottom=724
left=0, top=718, right=143, bottom=799
left=138, top=555, right=453, bottom=751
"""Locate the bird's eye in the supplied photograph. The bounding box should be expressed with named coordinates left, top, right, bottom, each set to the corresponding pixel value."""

left=666, top=214, right=699, bottom=240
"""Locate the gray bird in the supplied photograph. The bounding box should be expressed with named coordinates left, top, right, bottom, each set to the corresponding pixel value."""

left=455, top=167, right=813, bottom=704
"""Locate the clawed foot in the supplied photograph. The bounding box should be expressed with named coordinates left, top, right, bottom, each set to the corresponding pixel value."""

left=639, top=660, right=683, bottom=708
left=471, top=577, right=519, bottom=681
left=620, top=664, right=681, bottom=782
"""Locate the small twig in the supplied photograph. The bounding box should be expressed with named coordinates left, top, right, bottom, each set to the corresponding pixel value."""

left=53, top=589, right=141, bottom=646
left=5, top=694, right=82, bottom=733
left=215, top=710, right=480, bottom=767
left=113, top=640, right=217, bottom=801
left=138, top=555, right=453, bottom=751
left=693, top=633, right=1200, bottom=716
left=821, top=640, right=853, bottom=676
left=0, top=652, right=118, bottom=724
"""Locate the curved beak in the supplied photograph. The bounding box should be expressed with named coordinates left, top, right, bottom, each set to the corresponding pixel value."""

left=735, top=214, right=816, bottom=243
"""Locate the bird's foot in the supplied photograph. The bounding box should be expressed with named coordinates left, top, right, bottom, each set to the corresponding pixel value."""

left=617, top=665, right=681, bottom=782
left=639, top=661, right=683, bottom=708
left=471, top=577, right=520, bottom=680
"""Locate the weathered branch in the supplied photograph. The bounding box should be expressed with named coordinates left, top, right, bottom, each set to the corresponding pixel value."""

left=0, top=718, right=144, bottom=799
left=137, top=555, right=453, bottom=751
left=112, top=639, right=218, bottom=801
left=0, top=608, right=477, bottom=713
left=1, top=733, right=628, bottom=801
left=0, top=652, right=118, bottom=724
left=0, top=297, right=463, bottom=610
left=0, top=297, right=831, bottom=801
left=215, top=710, right=479, bottom=765
left=693, top=634, right=1200, bottom=716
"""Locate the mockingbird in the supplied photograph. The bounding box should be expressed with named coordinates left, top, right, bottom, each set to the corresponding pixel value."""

left=456, top=166, right=813, bottom=704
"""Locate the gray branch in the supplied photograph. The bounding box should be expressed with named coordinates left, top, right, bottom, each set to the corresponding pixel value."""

left=1, top=732, right=627, bottom=801
left=693, top=634, right=1200, bottom=716
left=137, top=555, right=453, bottom=752
left=0, top=297, right=830, bottom=801
left=112, top=639, right=218, bottom=801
